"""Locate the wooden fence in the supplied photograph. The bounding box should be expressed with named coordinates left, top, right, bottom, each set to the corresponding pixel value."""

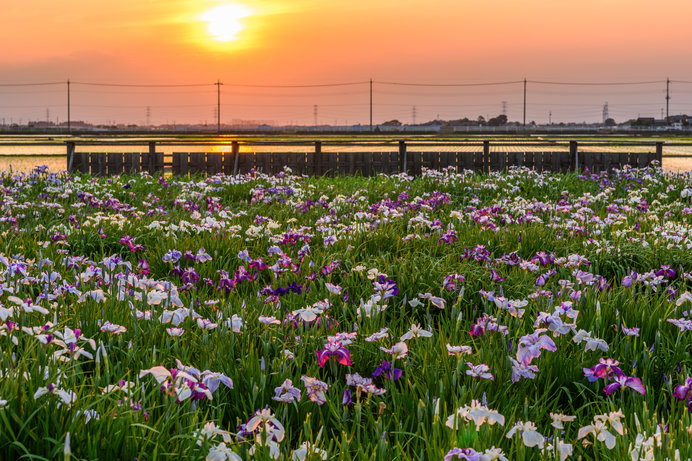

left=66, top=140, right=665, bottom=177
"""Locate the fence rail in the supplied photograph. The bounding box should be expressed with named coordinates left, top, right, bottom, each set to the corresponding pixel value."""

left=57, top=140, right=671, bottom=177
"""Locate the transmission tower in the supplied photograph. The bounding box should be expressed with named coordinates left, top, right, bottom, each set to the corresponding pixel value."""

left=46, top=108, right=50, bottom=123
left=412, top=106, right=417, bottom=125
left=146, top=106, right=151, bottom=126
left=502, top=101, right=507, bottom=116
left=314, top=105, right=318, bottom=126
left=602, top=102, right=609, bottom=124
left=666, top=78, right=670, bottom=124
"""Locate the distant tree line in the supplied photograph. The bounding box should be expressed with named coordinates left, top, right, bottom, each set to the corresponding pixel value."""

left=382, top=114, right=510, bottom=127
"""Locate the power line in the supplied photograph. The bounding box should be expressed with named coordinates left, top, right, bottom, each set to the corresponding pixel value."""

left=0, top=78, right=676, bottom=88
left=528, top=80, right=663, bottom=86
left=0, top=82, right=64, bottom=87
left=71, top=81, right=214, bottom=88
left=376, top=80, right=523, bottom=87
left=72, top=104, right=211, bottom=108
left=222, top=81, right=369, bottom=88
left=1, top=77, right=689, bottom=126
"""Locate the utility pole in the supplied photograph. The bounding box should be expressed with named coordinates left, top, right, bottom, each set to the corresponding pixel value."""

left=67, top=79, right=71, bottom=134
left=523, top=78, right=527, bottom=127
left=666, top=78, right=670, bottom=125
left=216, top=80, right=222, bottom=134
left=369, top=79, right=373, bottom=132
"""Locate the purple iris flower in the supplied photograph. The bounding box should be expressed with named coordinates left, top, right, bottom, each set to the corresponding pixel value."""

left=321, top=260, right=340, bottom=276
left=342, top=388, right=352, bottom=406
left=622, top=271, right=637, bottom=287
left=583, top=358, right=624, bottom=382
left=438, top=229, right=458, bottom=245
left=181, top=268, right=200, bottom=285
left=673, top=377, right=692, bottom=411
left=603, top=375, right=646, bottom=396
left=532, top=251, right=554, bottom=267
left=119, top=235, right=146, bottom=253
left=444, top=448, right=481, bottom=461
left=500, top=252, right=522, bottom=266
left=316, top=340, right=352, bottom=368
left=373, top=277, right=399, bottom=299
left=468, top=324, right=484, bottom=338
left=490, top=269, right=505, bottom=283
left=272, top=379, right=302, bottom=403
left=666, top=286, right=679, bottom=301
left=249, top=258, right=269, bottom=271
left=656, top=265, right=676, bottom=279
left=137, top=258, right=150, bottom=276
left=372, top=361, right=402, bottom=381
left=516, top=329, right=557, bottom=365
left=535, top=269, right=557, bottom=287
left=188, top=381, right=211, bottom=402
left=443, top=273, right=466, bottom=291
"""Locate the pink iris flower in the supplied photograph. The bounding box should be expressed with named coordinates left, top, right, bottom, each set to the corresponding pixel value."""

left=315, top=340, right=352, bottom=368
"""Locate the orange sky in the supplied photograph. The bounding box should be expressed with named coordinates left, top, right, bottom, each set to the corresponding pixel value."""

left=2, top=0, right=692, bottom=125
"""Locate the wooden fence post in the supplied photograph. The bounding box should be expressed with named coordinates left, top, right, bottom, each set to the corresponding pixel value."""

left=483, top=140, right=490, bottom=174
left=148, top=141, right=156, bottom=173
left=656, top=142, right=663, bottom=166
left=66, top=142, right=75, bottom=172
left=232, top=141, right=240, bottom=175
left=569, top=141, right=578, bottom=172
left=399, top=140, right=407, bottom=174
left=314, top=141, right=322, bottom=176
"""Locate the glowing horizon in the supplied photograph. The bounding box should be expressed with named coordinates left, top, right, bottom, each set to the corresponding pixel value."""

left=1, top=1, right=692, bottom=126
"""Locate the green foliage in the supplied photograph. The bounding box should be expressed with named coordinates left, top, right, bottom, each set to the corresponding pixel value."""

left=0, top=165, right=690, bottom=459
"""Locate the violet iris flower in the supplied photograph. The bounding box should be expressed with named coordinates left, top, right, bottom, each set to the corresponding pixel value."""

left=656, top=265, right=676, bottom=279
left=372, top=361, right=402, bottom=381
left=516, top=329, right=557, bottom=365
left=532, top=251, right=555, bottom=267
left=583, top=358, right=623, bottom=382
left=490, top=269, right=506, bottom=283
left=622, top=271, right=637, bottom=288
left=272, top=379, right=302, bottom=403
left=137, top=258, right=150, bottom=276
left=315, top=340, right=352, bottom=368
left=342, top=388, right=352, bottom=406
left=535, top=269, right=557, bottom=287
left=673, top=377, right=692, bottom=411
left=373, top=276, right=399, bottom=299
left=444, top=448, right=482, bottom=461
left=603, top=375, right=646, bottom=396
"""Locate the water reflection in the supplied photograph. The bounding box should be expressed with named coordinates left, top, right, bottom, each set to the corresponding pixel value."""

left=1, top=136, right=691, bottom=172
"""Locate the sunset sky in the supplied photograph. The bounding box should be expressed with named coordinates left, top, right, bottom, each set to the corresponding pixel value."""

left=2, top=0, right=692, bottom=126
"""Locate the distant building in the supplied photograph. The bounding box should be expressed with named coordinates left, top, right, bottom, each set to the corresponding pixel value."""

left=635, top=117, right=656, bottom=126
left=27, top=121, right=56, bottom=128
left=668, top=114, right=688, bottom=125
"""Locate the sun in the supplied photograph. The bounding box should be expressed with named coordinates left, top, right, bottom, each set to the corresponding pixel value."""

left=201, top=4, right=251, bottom=42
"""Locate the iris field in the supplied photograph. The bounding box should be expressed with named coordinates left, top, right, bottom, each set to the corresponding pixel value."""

left=0, top=163, right=691, bottom=460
